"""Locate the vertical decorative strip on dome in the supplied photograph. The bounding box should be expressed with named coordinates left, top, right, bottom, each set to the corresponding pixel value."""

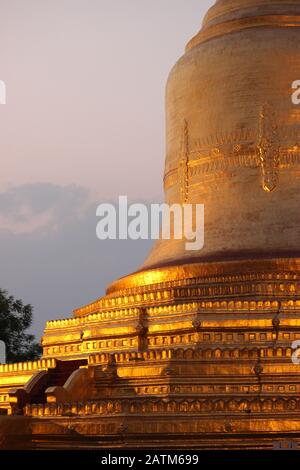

left=179, top=119, right=190, bottom=204
left=257, top=103, right=280, bottom=192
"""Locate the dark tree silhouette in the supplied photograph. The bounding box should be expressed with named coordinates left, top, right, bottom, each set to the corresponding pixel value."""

left=0, top=289, right=42, bottom=363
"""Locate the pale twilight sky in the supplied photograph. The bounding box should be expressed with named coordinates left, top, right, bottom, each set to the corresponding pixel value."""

left=0, top=0, right=215, bottom=338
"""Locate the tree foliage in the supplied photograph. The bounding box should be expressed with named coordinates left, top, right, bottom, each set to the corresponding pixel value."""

left=0, top=289, right=42, bottom=363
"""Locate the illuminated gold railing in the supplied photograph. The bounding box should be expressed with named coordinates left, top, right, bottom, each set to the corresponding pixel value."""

left=23, top=397, right=300, bottom=418
left=88, top=349, right=174, bottom=365
left=46, top=308, right=140, bottom=330
left=0, top=358, right=56, bottom=374
left=87, top=346, right=293, bottom=365
left=44, top=299, right=300, bottom=332
left=74, top=276, right=300, bottom=318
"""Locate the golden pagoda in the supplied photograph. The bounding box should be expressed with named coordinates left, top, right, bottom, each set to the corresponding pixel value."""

left=2, top=0, right=300, bottom=449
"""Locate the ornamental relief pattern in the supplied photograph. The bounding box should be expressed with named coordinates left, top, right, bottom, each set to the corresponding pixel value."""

left=257, top=102, right=280, bottom=192
left=165, top=105, right=300, bottom=193
left=72, top=272, right=299, bottom=318
left=178, top=120, right=189, bottom=204
left=24, top=397, right=300, bottom=418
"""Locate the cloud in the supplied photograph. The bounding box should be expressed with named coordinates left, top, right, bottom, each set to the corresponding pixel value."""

left=0, top=183, right=90, bottom=234
left=0, top=183, right=154, bottom=338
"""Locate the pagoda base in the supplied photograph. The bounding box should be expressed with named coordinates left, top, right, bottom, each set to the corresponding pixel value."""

left=1, top=258, right=300, bottom=450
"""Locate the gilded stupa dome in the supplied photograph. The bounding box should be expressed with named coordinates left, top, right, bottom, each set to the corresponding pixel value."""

left=140, top=0, right=300, bottom=270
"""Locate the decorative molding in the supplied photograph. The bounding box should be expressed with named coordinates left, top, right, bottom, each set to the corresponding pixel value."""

left=257, top=103, right=280, bottom=192
left=24, top=396, right=300, bottom=418
left=186, top=15, right=300, bottom=51
left=47, top=278, right=300, bottom=331
left=164, top=110, right=300, bottom=193
left=87, top=346, right=294, bottom=365
left=164, top=146, right=300, bottom=192
left=178, top=119, right=190, bottom=204
left=0, top=358, right=56, bottom=373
